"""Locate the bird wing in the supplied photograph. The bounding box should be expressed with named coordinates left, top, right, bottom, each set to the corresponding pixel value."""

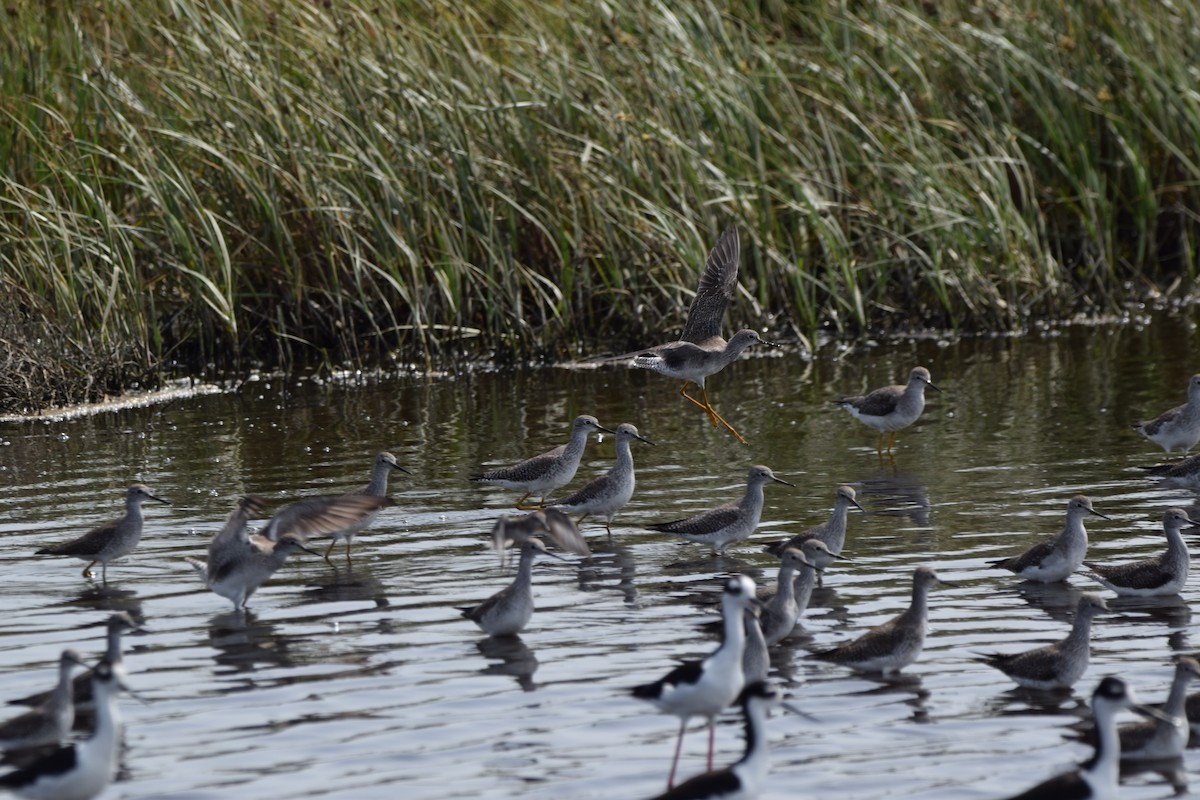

left=1137, top=403, right=1184, bottom=434
left=647, top=505, right=740, bottom=535
left=1004, top=770, right=1089, bottom=800
left=990, top=538, right=1055, bottom=572
left=680, top=226, right=739, bottom=345
left=631, top=661, right=705, bottom=701
left=262, top=494, right=391, bottom=540
left=36, top=521, right=119, bottom=557
left=471, top=446, right=566, bottom=483
left=1084, top=558, right=1174, bottom=589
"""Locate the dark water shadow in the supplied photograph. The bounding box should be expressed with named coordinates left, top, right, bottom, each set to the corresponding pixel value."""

left=205, top=610, right=296, bottom=674
left=856, top=471, right=933, bottom=528
left=1106, top=593, right=1192, bottom=630
left=1118, top=756, right=1188, bottom=795
left=982, top=686, right=1085, bottom=717
left=294, top=562, right=390, bottom=609
left=575, top=545, right=642, bottom=607
left=474, top=634, right=539, bottom=692
left=1013, top=580, right=1086, bottom=624
left=62, top=584, right=145, bottom=620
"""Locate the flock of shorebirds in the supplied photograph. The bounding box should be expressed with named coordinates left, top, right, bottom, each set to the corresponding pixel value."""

left=5, top=226, right=1200, bottom=799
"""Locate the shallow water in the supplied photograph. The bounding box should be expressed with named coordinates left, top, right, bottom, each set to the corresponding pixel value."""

left=2, top=314, right=1200, bottom=799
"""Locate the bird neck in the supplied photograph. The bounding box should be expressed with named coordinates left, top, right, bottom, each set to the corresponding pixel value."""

left=738, top=481, right=767, bottom=523
left=1083, top=702, right=1121, bottom=787
left=774, top=565, right=797, bottom=604
left=1164, top=668, right=1192, bottom=718
left=1165, top=522, right=1189, bottom=559
left=105, top=629, right=124, bottom=662
left=561, top=427, right=592, bottom=463
left=1063, top=608, right=1096, bottom=650
left=612, top=438, right=636, bottom=473
left=515, top=546, right=538, bottom=582
left=717, top=595, right=748, bottom=658
left=90, top=682, right=121, bottom=748
left=906, top=580, right=930, bottom=621
left=366, top=463, right=393, bottom=496
left=1062, top=511, right=1089, bottom=542
left=794, top=565, right=817, bottom=614
left=733, top=697, right=771, bottom=780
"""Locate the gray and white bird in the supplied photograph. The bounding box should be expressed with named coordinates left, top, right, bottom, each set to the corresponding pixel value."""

left=34, top=484, right=169, bottom=582
left=810, top=566, right=951, bottom=675
left=320, top=451, right=409, bottom=563
left=457, top=537, right=564, bottom=636
left=974, top=593, right=1108, bottom=691
left=759, top=548, right=819, bottom=646
left=831, top=367, right=941, bottom=454
left=471, top=415, right=614, bottom=509
left=649, top=466, right=793, bottom=555
left=1001, top=677, right=1170, bottom=800
left=0, top=650, right=87, bottom=752
left=1132, top=374, right=1200, bottom=453
left=489, top=507, right=591, bottom=559
left=1081, top=508, right=1197, bottom=597
left=0, top=658, right=124, bottom=800
left=545, top=423, right=654, bottom=536
left=1142, top=454, right=1200, bottom=488
left=630, top=227, right=777, bottom=445
left=187, top=494, right=385, bottom=609
left=1119, top=656, right=1200, bottom=762
left=988, top=496, right=1110, bottom=583
left=762, top=485, right=864, bottom=564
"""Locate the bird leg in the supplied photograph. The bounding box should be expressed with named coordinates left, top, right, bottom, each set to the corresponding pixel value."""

left=707, top=718, right=716, bottom=771
left=323, top=539, right=338, bottom=564
left=678, top=383, right=748, bottom=444
left=514, top=493, right=542, bottom=511
left=887, top=431, right=898, bottom=453
left=344, top=540, right=354, bottom=565
left=667, top=718, right=687, bottom=790
left=82, top=561, right=96, bottom=579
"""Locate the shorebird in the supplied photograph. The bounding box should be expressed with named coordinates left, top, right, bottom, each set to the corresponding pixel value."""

left=632, top=574, right=759, bottom=789
left=0, top=650, right=87, bottom=751
left=34, top=484, right=168, bottom=582
left=974, top=593, right=1108, bottom=690
left=1142, top=454, right=1200, bottom=488
left=741, top=609, right=769, bottom=685
left=988, top=495, right=1110, bottom=583
left=471, top=415, right=613, bottom=509
left=6, top=614, right=142, bottom=715
left=1081, top=508, right=1197, bottom=597
left=762, top=485, right=864, bottom=563
left=489, top=507, right=591, bottom=559
left=1118, top=657, right=1200, bottom=762
left=320, top=451, right=409, bottom=563
left=831, top=367, right=941, bottom=454
left=1132, top=374, right=1200, bottom=453
left=457, top=538, right=564, bottom=636
left=187, top=494, right=386, bottom=609
left=810, top=566, right=951, bottom=675
left=545, top=423, right=654, bottom=536
left=630, top=227, right=777, bottom=445
left=645, top=681, right=799, bottom=800
left=0, top=658, right=123, bottom=800
left=649, top=465, right=793, bottom=555
left=759, top=548, right=819, bottom=646
left=1001, top=677, right=1169, bottom=800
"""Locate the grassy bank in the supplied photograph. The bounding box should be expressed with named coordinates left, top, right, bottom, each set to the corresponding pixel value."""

left=2, top=0, right=1197, bottom=412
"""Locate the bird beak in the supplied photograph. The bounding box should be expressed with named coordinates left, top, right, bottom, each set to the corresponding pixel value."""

left=771, top=476, right=795, bottom=487
left=596, top=425, right=617, bottom=436
left=637, top=434, right=658, bottom=446
left=926, top=379, right=943, bottom=393
left=936, top=578, right=960, bottom=588
left=150, top=494, right=170, bottom=505
left=1133, top=703, right=1176, bottom=724
left=1089, top=508, right=1113, bottom=521
left=392, top=464, right=413, bottom=475
left=781, top=700, right=818, bottom=722
left=850, top=499, right=867, bottom=513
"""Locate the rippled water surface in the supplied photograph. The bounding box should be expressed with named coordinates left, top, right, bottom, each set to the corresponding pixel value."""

left=3, top=315, right=1200, bottom=799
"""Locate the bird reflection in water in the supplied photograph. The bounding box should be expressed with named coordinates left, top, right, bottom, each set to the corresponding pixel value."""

left=856, top=472, right=932, bottom=528
left=207, top=610, right=296, bottom=674
left=65, top=583, right=144, bottom=619
left=576, top=544, right=640, bottom=607
left=295, top=562, right=390, bottom=609
left=475, top=635, right=539, bottom=692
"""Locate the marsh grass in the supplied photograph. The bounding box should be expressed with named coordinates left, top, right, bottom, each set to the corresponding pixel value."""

left=1, top=0, right=1197, bottom=410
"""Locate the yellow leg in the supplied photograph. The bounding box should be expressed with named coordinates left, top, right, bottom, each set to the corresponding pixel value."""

left=344, top=540, right=354, bottom=565
left=82, top=561, right=95, bottom=579
left=514, top=492, right=541, bottom=511
left=680, top=383, right=748, bottom=444
left=887, top=431, right=897, bottom=453
left=323, top=539, right=338, bottom=564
